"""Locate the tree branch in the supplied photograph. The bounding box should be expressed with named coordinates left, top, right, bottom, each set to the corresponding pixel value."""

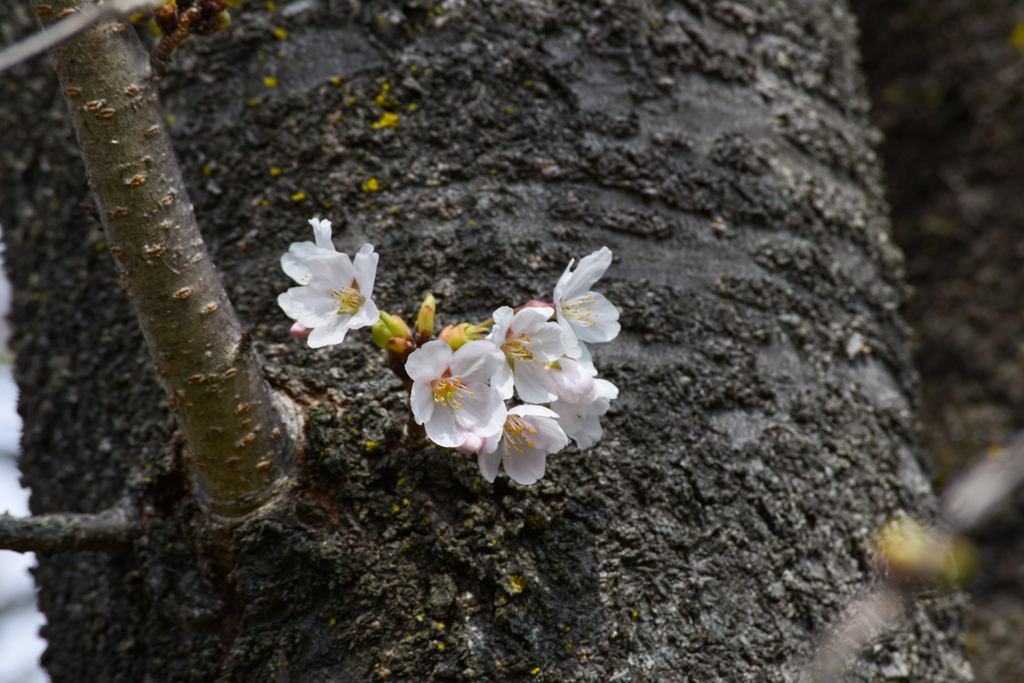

left=0, top=508, right=132, bottom=555
left=35, top=0, right=296, bottom=519
left=0, top=0, right=154, bottom=76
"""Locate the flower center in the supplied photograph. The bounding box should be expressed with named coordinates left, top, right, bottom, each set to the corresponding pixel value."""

left=503, top=335, right=536, bottom=363
left=432, top=377, right=472, bottom=409
left=329, top=286, right=365, bottom=315
left=502, top=416, right=537, bottom=456
left=562, top=294, right=597, bottom=327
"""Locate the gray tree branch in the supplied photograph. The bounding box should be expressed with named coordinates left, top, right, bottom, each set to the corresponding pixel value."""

left=34, top=0, right=295, bottom=519
left=0, top=507, right=131, bottom=554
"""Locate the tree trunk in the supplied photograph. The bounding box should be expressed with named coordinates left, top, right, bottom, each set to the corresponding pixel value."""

left=0, top=0, right=972, bottom=681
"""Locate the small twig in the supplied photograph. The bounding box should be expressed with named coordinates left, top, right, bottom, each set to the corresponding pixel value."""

left=0, top=0, right=155, bottom=76
left=0, top=507, right=132, bottom=555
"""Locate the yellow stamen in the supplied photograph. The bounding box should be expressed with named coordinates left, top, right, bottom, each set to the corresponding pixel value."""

left=432, top=378, right=470, bottom=409
left=562, top=294, right=598, bottom=327
left=502, top=416, right=538, bottom=457
left=329, top=286, right=365, bottom=314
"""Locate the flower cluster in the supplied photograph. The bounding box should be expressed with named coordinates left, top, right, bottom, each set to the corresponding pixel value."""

left=279, top=218, right=621, bottom=485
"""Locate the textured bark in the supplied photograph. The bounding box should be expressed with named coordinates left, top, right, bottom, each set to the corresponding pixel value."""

left=0, top=507, right=132, bottom=554
left=33, top=0, right=295, bottom=518
left=0, top=1, right=972, bottom=682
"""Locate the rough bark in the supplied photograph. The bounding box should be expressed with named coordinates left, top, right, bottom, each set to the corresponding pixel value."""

left=0, top=1, right=971, bottom=681
left=852, top=1, right=1024, bottom=680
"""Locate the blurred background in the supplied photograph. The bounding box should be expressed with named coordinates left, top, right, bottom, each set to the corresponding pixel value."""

left=0, top=230, right=48, bottom=683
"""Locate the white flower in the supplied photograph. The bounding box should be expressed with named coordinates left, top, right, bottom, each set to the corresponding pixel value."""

left=487, top=305, right=567, bottom=403
left=278, top=219, right=380, bottom=348
left=554, top=247, right=621, bottom=356
left=551, top=378, right=618, bottom=449
left=548, top=356, right=596, bottom=404
left=477, top=405, right=569, bottom=485
left=407, top=340, right=507, bottom=449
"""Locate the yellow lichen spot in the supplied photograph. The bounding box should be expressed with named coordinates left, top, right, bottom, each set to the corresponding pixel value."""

left=437, top=643, right=445, bottom=651
left=348, top=97, right=356, bottom=105
left=365, top=440, right=380, bottom=450
left=373, top=83, right=390, bottom=106
left=264, top=76, right=278, bottom=87
left=149, top=17, right=162, bottom=35
left=437, top=622, right=445, bottom=629
left=376, top=12, right=385, bottom=25
left=1012, top=20, right=1024, bottom=50
left=468, top=221, right=476, bottom=226
left=249, top=96, right=261, bottom=106
left=324, top=202, right=332, bottom=208
left=402, top=498, right=408, bottom=504
left=291, top=192, right=306, bottom=201
left=417, top=613, right=425, bottom=620
left=986, top=444, right=1004, bottom=458
left=129, top=12, right=144, bottom=24
left=650, top=21, right=659, bottom=29
left=166, top=114, right=176, bottom=125
left=408, top=103, right=417, bottom=111
left=273, top=27, right=288, bottom=39
left=372, top=111, right=400, bottom=129
left=396, top=477, right=405, bottom=486
left=270, top=167, right=282, bottom=176
left=328, top=618, right=336, bottom=627
left=631, top=609, right=638, bottom=617
left=260, top=199, right=270, bottom=206
left=391, top=206, right=398, bottom=213
left=411, top=65, right=418, bottom=72
left=506, top=107, right=514, bottom=114
left=531, top=668, right=540, bottom=676
left=490, top=169, right=497, bottom=175
left=265, top=1, right=275, bottom=10
left=362, top=178, right=380, bottom=192
left=393, top=504, right=400, bottom=512
left=331, top=76, right=341, bottom=85
left=202, top=165, right=214, bottom=177
left=509, top=574, right=526, bottom=594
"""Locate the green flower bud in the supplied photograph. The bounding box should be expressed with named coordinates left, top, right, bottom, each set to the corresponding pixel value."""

left=216, top=10, right=231, bottom=28
left=415, top=293, right=436, bottom=339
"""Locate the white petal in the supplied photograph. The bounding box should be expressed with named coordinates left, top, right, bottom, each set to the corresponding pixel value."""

left=532, top=414, right=570, bottom=452
left=512, top=360, right=558, bottom=403
left=571, top=412, right=604, bottom=449
left=556, top=315, right=582, bottom=359
left=457, top=432, right=484, bottom=455
left=305, top=249, right=354, bottom=289
left=570, top=292, right=620, bottom=344
left=309, top=218, right=335, bottom=251
left=503, top=444, right=547, bottom=485
left=281, top=245, right=316, bottom=283
left=405, top=340, right=453, bottom=381
left=562, top=247, right=612, bottom=301
left=490, top=361, right=514, bottom=400
left=453, top=384, right=506, bottom=438
left=551, top=357, right=596, bottom=403
left=575, top=342, right=597, bottom=375
left=523, top=322, right=567, bottom=361
left=550, top=400, right=585, bottom=435
left=307, top=313, right=351, bottom=348
left=352, top=244, right=378, bottom=295
left=277, top=287, right=337, bottom=328
left=410, top=379, right=434, bottom=424
left=594, top=378, right=619, bottom=402
left=450, top=341, right=504, bottom=383
left=510, top=307, right=554, bottom=336
left=508, top=405, right=560, bottom=420
left=553, top=258, right=575, bottom=304
left=477, top=449, right=502, bottom=482
left=487, top=306, right=514, bottom=344
left=348, top=300, right=380, bottom=330
left=426, top=406, right=464, bottom=448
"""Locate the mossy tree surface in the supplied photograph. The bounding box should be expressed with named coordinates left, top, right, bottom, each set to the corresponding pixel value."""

left=0, top=1, right=970, bottom=681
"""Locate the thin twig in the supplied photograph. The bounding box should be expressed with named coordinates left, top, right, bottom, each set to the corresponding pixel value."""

left=941, top=428, right=1024, bottom=533
left=0, top=0, right=155, bottom=76
left=0, top=507, right=132, bottom=555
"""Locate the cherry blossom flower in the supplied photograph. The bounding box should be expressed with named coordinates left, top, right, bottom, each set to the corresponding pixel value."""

left=487, top=305, right=567, bottom=403
left=551, top=378, right=618, bottom=449
left=477, top=405, right=568, bottom=485
left=278, top=219, right=379, bottom=348
left=407, top=340, right=506, bottom=448
left=554, top=247, right=621, bottom=356
left=548, top=356, right=596, bottom=404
